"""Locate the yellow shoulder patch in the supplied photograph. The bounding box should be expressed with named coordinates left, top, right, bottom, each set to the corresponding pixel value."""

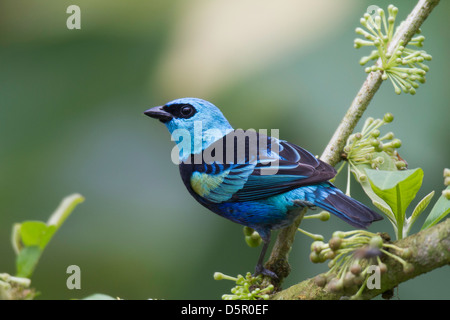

left=190, top=171, right=228, bottom=197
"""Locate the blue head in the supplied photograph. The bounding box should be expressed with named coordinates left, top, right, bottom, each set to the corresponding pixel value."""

left=144, top=98, right=233, bottom=160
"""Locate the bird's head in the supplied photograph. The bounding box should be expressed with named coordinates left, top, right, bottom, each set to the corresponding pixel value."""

left=144, top=98, right=233, bottom=159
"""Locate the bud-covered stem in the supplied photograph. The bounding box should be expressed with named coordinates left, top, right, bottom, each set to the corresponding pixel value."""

left=272, top=218, right=450, bottom=300
left=266, top=0, right=440, bottom=290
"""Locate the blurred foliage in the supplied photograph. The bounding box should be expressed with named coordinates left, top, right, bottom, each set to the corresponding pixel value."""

left=0, top=0, right=449, bottom=299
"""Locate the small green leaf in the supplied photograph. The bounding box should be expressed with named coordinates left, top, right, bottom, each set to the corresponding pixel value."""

left=366, top=168, right=423, bottom=191
left=366, top=168, right=424, bottom=239
left=372, top=200, right=396, bottom=225
left=19, top=221, right=56, bottom=250
left=16, top=246, right=42, bottom=278
left=407, top=191, right=434, bottom=234
left=11, top=223, right=22, bottom=254
left=47, top=193, right=85, bottom=228
left=353, top=164, right=391, bottom=209
left=421, top=186, right=450, bottom=230
left=12, top=193, right=85, bottom=279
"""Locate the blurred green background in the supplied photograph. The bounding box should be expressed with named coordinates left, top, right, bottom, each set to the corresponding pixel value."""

left=0, top=0, right=448, bottom=300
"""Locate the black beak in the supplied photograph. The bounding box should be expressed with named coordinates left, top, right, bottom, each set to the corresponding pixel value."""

left=144, top=106, right=173, bottom=123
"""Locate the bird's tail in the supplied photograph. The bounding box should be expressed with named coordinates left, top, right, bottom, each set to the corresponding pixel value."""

left=314, top=185, right=383, bottom=229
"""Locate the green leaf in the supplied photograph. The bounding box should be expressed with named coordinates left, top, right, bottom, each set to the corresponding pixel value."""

left=353, top=164, right=392, bottom=211
left=372, top=200, right=396, bottom=226
left=47, top=193, right=85, bottom=228
left=366, top=168, right=424, bottom=239
left=407, top=191, right=434, bottom=233
left=16, top=246, right=42, bottom=278
left=19, top=221, right=56, bottom=250
left=13, top=193, right=85, bottom=279
left=421, top=186, right=450, bottom=230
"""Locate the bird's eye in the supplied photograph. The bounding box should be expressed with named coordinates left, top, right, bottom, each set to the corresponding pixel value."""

left=180, top=105, right=194, bottom=117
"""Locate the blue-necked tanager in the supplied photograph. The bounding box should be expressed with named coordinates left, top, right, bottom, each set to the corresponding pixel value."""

left=144, top=98, right=382, bottom=278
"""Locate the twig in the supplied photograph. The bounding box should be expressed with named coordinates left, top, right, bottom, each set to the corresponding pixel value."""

left=265, top=0, right=440, bottom=288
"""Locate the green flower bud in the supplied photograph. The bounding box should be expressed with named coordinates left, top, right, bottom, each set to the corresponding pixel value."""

left=245, top=234, right=262, bottom=248
left=350, top=263, right=362, bottom=275
left=382, top=132, right=394, bottom=140
left=391, top=139, right=402, bottom=148
left=214, top=272, right=224, bottom=280
left=314, top=275, right=327, bottom=287
left=377, top=263, right=387, bottom=275
left=396, top=161, right=406, bottom=169
left=375, top=156, right=385, bottom=165
left=444, top=177, right=450, bottom=187
left=442, top=189, right=450, bottom=200
left=358, top=174, right=368, bottom=182
left=401, top=248, right=413, bottom=259
left=329, top=237, right=342, bottom=251
left=383, top=113, right=394, bottom=123
left=324, top=250, right=336, bottom=260
left=371, top=129, right=380, bottom=138
left=370, top=138, right=380, bottom=148
left=364, top=117, right=374, bottom=126
left=353, top=274, right=365, bottom=286
left=311, top=241, right=325, bottom=253
left=326, top=278, right=344, bottom=293
left=310, top=251, right=321, bottom=263
left=374, top=142, right=384, bottom=153
left=343, top=272, right=356, bottom=288
left=319, top=211, right=330, bottom=221
left=444, top=168, right=450, bottom=178
left=245, top=233, right=262, bottom=248
left=369, top=235, right=384, bottom=249
left=328, top=260, right=335, bottom=268
left=332, top=231, right=346, bottom=239
left=403, top=263, right=414, bottom=274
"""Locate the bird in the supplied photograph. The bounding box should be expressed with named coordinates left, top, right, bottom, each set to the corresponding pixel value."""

left=144, top=97, right=383, bottom=279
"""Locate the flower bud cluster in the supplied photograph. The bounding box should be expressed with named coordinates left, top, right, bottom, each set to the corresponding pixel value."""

left=355, top=5, right=431, bottom=95
left=214, top=272, right=274, bottom=300
left=310, top=230, right=413, bottom=299
left=344, top=114, right=406, bottom=182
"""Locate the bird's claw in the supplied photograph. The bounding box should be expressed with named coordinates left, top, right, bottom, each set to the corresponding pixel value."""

left=253, top=266, right=278, bottom=280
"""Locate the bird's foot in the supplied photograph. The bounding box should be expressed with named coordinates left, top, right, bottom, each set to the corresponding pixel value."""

left=253, top=265, right=278, bottom=280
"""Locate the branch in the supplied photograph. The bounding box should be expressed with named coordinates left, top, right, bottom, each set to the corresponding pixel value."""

left=265, top=0, right=440, bottom=286
left=272, top=218, right=450, bottom=300
left=321, top=0, right=440, bottom=166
